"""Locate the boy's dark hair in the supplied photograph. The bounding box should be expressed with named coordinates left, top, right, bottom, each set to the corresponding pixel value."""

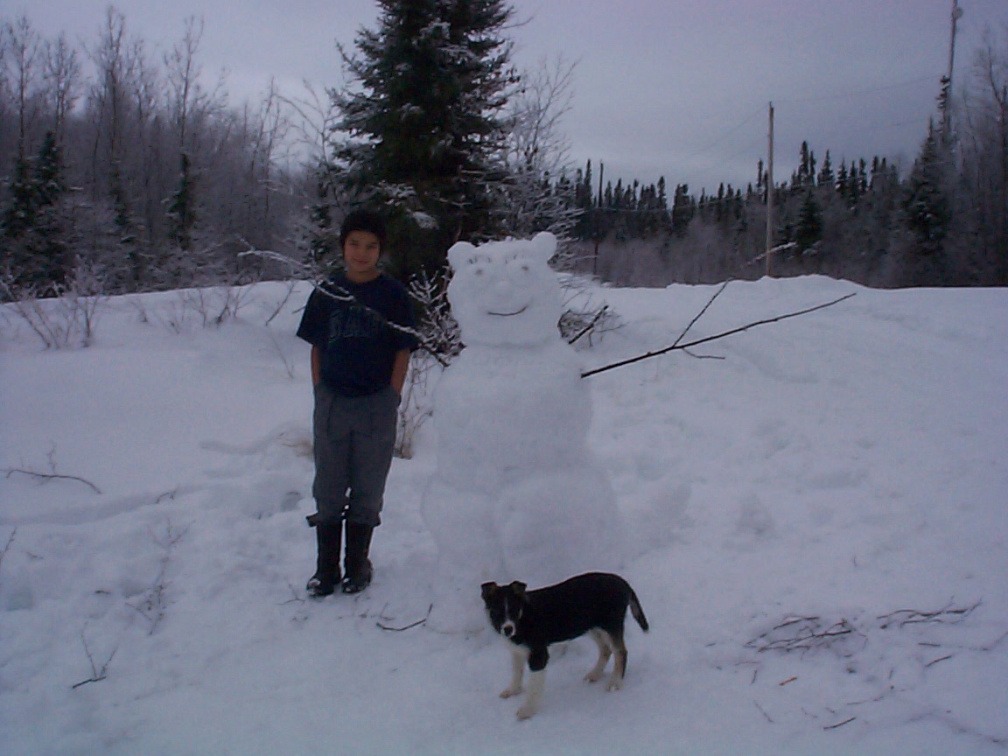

left=339, top=208, right=387, bottom=250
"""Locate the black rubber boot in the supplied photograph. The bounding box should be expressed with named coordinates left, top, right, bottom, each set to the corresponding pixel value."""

left=341, top=523, right=374, bottom=594
left=306, top=515, right=342, bottom=598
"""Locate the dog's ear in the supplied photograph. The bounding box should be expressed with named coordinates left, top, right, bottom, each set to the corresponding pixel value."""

left=508, top=581, right=528, bottom=599
left=481, top=582, right=499, bottom=602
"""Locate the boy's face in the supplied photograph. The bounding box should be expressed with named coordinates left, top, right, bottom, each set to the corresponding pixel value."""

left=342, top=229, right=382, bottom=281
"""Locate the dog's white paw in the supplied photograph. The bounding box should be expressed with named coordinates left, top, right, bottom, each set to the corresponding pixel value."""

left=499, top=687, right=522, bottom=699
left=584, top=670, right=604, bottom=683
left=605, top=677, right=624, bottom=692
left=516, top=704, right=538, bottom=720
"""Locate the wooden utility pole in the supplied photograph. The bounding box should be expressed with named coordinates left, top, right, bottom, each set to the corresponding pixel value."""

left=943, top=0, right=963, bottom=140
left=765, top=101, right=774, bottom=277
left=597, top=161, right=605, bottom=208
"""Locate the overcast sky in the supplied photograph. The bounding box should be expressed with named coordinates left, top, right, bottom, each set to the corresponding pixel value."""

left=18, top=0, right=1008, bottom=194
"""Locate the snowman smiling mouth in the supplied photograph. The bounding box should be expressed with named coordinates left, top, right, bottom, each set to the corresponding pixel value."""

left=486, top=305, right=528, bottom=317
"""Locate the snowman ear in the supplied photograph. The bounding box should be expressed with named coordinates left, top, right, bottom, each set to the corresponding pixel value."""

left=448, top=241, right=477, bottom=270
left=528, top=232, right=557, bottom=263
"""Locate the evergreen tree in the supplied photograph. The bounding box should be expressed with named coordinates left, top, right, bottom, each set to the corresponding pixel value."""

left=330, top=0, right=518, bottom=278
left=903, top=119, right=951, bottom=254
left=795, top=190, right=823, bottom=251
left=2, top=154, right=37, bottom=240
left=847, top=164, right=861, bottom=206
left=577, top=160, right=594, bottom=210
left=307, top=163, right=339, bottom=267
left=796, top=141, right=812, bottom=189
left=837, top=160, right=849, bottom=200
left=2, top=131, right=71, bottom=290
left=166, top=152, right=196, bottom=251
left=817, top=150, right=834, bottom=188
left=671, top=183, right=692, bottom=236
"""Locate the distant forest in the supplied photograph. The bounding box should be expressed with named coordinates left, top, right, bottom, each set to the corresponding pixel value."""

left=570, top=126, right=1002, bottom=288
left=1, top=5, right=1006, bottom=305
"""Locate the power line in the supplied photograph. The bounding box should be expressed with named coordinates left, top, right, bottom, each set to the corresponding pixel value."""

left=775, top=74, right=942, bottom=106
left=685, top=105, right=766, bottom=158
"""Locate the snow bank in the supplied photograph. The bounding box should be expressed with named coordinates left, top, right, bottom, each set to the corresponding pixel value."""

left=1, top=275, right=1006, bottom=754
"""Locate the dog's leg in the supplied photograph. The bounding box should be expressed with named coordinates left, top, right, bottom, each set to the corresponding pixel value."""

left=607, top=632, right=628, bottom=691
left=516, top=646, right=548, bottom=719
left=584, top=630, right=612, bottom=683
left=517, top=669, right=545, bottom=720
left=500, top=647, right=527, bottom=699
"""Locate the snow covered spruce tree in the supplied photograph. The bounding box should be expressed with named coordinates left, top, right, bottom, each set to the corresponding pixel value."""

left=328, top=0, right=518, bottom=279
left=903, top=119, right=952, bottom=258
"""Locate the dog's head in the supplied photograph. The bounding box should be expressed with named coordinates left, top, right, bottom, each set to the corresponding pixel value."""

left=481, top=581, right=529, bottom=640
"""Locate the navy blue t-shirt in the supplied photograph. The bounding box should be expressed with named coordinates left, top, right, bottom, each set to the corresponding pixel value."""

left=296, top=272, right=418, bottom=397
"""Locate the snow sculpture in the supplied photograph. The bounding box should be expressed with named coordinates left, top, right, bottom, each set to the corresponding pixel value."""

left=422, top=232, right=621, bottom=632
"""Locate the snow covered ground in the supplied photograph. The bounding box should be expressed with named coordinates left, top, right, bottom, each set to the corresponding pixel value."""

left=1, top=275, right=1006, bottom=755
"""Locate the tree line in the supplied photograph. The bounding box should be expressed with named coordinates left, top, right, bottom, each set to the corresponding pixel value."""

left=0, top=9, right=300, bottom=299
left=570, top=32, right=1007, bottom=288
left=2, top=3, right=1006, bottom=305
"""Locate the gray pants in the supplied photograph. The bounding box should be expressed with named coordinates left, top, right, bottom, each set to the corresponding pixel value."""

left=312, top=382, right=399, bottom=528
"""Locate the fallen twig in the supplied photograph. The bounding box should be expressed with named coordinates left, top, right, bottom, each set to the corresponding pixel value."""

left=670, top=281, right=730, bottom=350
left=282, top=580, right=306, bottom=605
left=0, top=527, right=16, bottom=577
left=567, top=304, right=610, bottom=346
left=581, top=291, right=856, bottom=379
left=3, top=466, right=102, bottom=494
left=682, top=348, right=726, bottom=361
left=747, top=615, right=863, bottom=655
left=377, top=604, right=433, bottom=632
left=754, top=700, right=774, bottom=723
left=127, top=520, right=188, bottom=635
left=824, top=716, right=857, bottom=731
left=71, top=629, right=117, bottom=690
left=877, top=599, right=981, bottom=629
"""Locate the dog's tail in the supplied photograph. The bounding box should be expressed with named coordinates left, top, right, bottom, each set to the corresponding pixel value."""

left=629, top=588, right=649, bottom=633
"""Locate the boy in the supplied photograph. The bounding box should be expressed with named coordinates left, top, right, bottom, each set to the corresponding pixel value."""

left=296, top=209, right=417, bottom=596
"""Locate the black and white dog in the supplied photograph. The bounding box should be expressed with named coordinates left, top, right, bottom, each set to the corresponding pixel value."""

left=481, top=572, right=649, bottom=720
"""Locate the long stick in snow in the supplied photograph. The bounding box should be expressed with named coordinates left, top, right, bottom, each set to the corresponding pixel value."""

left=580, top=292, right=856, bottom=379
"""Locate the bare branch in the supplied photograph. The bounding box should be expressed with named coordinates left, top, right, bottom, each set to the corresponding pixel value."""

left=670, top=280, right=729, bottom=350
left=71, top=628, right=118, bottom=689
left=567, top=304, right=609, bottom=345
left=824, top=716, right=857, bottom=731
left=377, top=604, right=433, bottom=632
left=3, top=466, right=102, bottom=494
left=0, top=527, right=16, bottom=578
left=877, top=599, right=982, bottom=629
left=238, top=247, right=450, bottom=367
left=747, top=615, right=863, bottom=654
left=581, top=292, right=856, bottom=379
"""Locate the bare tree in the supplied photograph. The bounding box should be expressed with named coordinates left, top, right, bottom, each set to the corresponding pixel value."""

left=86, top=7, right=132, bottom=198
left=499, top=54, right=580, bottom=241
left=163, top=16, right=206, bottom=252
left=3, top=15, right=41, bottom=160
left=960, top=28, right=1008, bottom=284
left=43, top=31, right=80, bottom=146
left=239, top=78, right=292, bottom=251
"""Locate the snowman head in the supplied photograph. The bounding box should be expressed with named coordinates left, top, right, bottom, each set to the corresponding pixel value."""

left=446, top=232, right=562, bottom=347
